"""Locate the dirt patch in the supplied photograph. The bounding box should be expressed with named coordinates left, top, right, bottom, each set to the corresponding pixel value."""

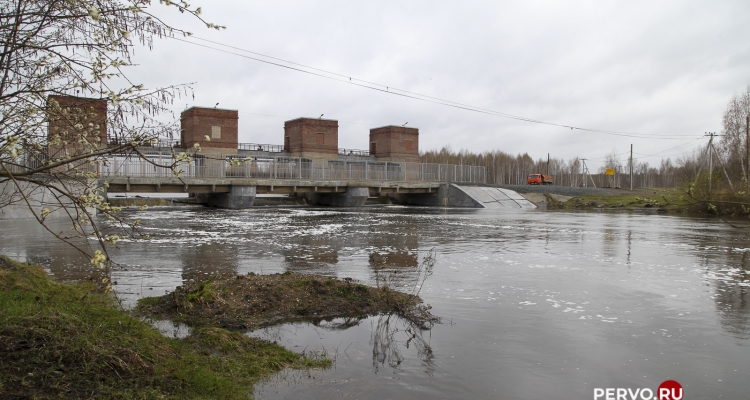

left=520, top=193, right=572, bottom=207
left=547, top=193, right=573, bottom=203
left=520, top=192, right=547, bottom=205
left=136, top=272, right=437, bottom=330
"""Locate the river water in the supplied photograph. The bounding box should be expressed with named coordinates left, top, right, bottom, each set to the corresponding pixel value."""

left=2, top=206, right=750, bottom=399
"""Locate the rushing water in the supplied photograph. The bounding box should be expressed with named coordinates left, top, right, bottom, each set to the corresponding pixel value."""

left=2, top=206, right=750, bottom=399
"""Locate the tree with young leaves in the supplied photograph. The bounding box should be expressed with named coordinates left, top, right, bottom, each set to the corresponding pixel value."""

left=718, top=86, right=750, bottom=181
left=0, top=0, right=222, bottom=288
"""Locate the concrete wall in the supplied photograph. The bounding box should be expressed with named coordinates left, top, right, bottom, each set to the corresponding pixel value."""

left=203, top=186, right=256, bottom=209
left=181, top=107, right=238, bottom=153
left=390, top=185, right=537, bottom=209
left=457, top=186, right=536, bottom=208
left=369, top=125, right=419, bottom=162
left=284, top=118, right=339, bottom=160
left=389, top=184, right=483, bottom=208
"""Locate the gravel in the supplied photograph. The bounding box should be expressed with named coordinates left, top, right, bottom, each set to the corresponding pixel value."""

left=495, top=184, right=614, bottom=197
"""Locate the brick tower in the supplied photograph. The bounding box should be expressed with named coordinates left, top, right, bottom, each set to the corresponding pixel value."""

left=369, top=125, right=419, bottom=162
left=47, top=95, right=108, bottom=150
left=180, top=107, right=239, bottom=153
left=283, top=117, right=339, bottom=160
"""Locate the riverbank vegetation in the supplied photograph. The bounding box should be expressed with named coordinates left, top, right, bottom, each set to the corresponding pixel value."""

left=555, top=188, right=692, bottom=213
left=553, top=179, right=750, bottom=216
left=550, top=187, right=748, bottom=216
left=0, top=256, right=329, bottom=399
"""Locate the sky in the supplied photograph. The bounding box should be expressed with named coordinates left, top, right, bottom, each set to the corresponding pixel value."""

left=127, top=0, right=750, bottom=171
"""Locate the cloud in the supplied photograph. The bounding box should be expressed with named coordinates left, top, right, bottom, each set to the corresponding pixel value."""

left=129, top=0, right=750, bottom=169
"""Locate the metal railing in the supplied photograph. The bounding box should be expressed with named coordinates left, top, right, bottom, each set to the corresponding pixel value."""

left=338, top=148, right=370, bottom=157
left=237, top=143, right=286, bottom=153
left=4, top=148, right=485, bottom=184
left=108, top=136, right=181, bottom=149
left=106, top=136, right=292, bottom=153
left=98, top=154, right=486, bottom=184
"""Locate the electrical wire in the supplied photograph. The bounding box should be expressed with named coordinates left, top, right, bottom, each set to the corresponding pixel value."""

left=169, top=35, right=700, bottom=141
left=633, top=138, right=706, bottom=158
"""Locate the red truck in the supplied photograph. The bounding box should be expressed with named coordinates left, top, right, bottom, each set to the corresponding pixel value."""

left=527, top=174, right=553, bottom=185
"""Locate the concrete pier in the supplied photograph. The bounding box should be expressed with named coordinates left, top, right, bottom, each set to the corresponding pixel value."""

left=303, top=186, right=369, bottom=207
left=206, top=186, right=256, bottom=209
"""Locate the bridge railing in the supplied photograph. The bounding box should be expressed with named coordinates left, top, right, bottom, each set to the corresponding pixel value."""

left=338, top=148, right=370, bottom=157
left=99, top=154, right=486, bottom=184
left=236, top=143, right=286, bottom=153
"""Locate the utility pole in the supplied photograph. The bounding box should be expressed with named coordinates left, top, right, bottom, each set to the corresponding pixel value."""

left=580, top=158, right=597, bottom=188
left=581, top=158, right=587, bottom=187
left=746, top=114, right=749, bottom=187
left=547, top=153, right=550, bottom=175
left=616, top=165, right=620, bottom=188
left=705, top=132, right=717, bottom=199
left=693, top=133, right=720, bottom=197
left=708, top=138, right=714, bottom=200
left=689, top=132, right=734, bottom=197
left=629, top=144, right=633, bottom=191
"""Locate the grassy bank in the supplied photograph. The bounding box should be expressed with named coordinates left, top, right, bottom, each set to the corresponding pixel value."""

left=558, top=188, right=696, bottom=213
left=557, top=187, right=750, bottom=216
left=136, top=271, right=437, bottom=330
left=0, top=256, right=329, bottom=399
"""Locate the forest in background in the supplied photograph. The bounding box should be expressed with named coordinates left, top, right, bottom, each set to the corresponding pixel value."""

left=420, top=86, right=750, bottom=190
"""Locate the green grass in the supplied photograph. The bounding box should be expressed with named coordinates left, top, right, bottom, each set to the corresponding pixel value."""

left=0, top=256, right=329, bottom=399
left=560, top=186, right=750, bottom=216
left=561, top=188, right=694, bottom=212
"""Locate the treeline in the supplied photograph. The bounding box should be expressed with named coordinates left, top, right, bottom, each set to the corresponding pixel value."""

left=419, top=147, right=683, bottom=188
left=421, top=86, right=750, bottom=190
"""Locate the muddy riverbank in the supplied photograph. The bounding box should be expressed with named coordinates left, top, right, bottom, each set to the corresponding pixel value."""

left=136, top=272, right=437, bottom=330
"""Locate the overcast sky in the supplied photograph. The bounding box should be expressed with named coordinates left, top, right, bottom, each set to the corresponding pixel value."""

left=129, top=0, right=750, bottom=170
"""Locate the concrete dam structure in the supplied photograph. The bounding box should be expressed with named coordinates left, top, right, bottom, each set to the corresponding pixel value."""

left=8, top=97, right=510, bottom=212
left=456, top=186, right=537, bottom=209
left=389, top=184, right=536, bottom=209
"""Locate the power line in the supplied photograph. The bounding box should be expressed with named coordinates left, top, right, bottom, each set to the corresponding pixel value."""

left=169, top=35, right=699, bottom=141
left=584, top=150, right=632, bottom=161
left=632, top=138, right=706, bottom=158
left=167, top=106, right=379, bottom=127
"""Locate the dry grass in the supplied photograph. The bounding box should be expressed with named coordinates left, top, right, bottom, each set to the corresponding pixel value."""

left=136, top=271, right=436, bottom=330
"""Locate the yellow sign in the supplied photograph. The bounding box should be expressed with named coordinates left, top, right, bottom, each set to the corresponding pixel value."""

left=605, top=168, right=615, bottom=176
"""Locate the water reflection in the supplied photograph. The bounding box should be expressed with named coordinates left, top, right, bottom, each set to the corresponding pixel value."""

left=249, top=313, right=437, bottom=398
left=370, top=314, right=435, bottom=376
left=707, top=248, right=750, bottom=340
left=283, top=235, right=339, bottom=274
left=27, top=238, right=104, bottom=283
left=180, top=243, right=240, bottom=282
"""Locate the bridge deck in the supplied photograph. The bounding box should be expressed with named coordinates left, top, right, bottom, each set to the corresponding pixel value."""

left=104, top=177, right=440, bottom=196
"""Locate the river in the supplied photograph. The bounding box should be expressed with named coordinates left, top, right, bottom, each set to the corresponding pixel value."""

left=2, top=206, right=749, bottom=399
